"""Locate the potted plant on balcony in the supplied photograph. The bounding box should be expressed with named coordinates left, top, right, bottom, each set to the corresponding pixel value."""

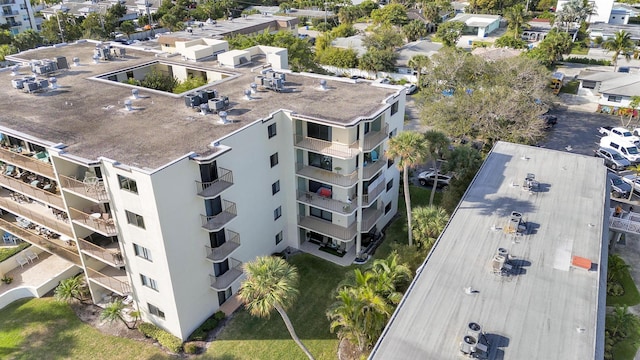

left=334, top=166, right=342, bottom=174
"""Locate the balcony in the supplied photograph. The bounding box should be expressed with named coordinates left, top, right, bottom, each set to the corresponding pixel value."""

left=362, top=157, right=387, bottom=180
left=297, top=190, right=355, bottom=214
left=2, top=10, right=17, bottom=15
left=363, top=178, right=386, bottom=206
left=196, top=168, right=233, bottom=198
left=209, top=258, right=243, bottom=290
left=0, top=172, right=63, bottom=209
left=78, top=237, right=123, bottom=267
left=298, top=215, right=357, bottom=241
left=296, top=163, right=358, bottom=187
left=8, top=21, right=20, bottom=27
left=0, top=189, right=73, bottom=238
left=205, top=230, right=240, bottom=262
left=87, top=267, right=131, bottom=295
left=0, top=0, right=15, bottom=5
left=69, top=208, right=117, bottom=236
left=59, top=175, right=108, bottom=202
left=201, top=200, right=237, bottom=231
left=0, top=147, right=54, bottom=178
left=362, top=207, right=383, bottom=232
left=0, top=215, right=81, bottom=265
left=363, top=124, right=389, bottom=151
left=293, top=135, right=359, bottom=159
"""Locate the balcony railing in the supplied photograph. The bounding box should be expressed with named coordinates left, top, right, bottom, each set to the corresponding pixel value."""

left=363, top=124, right=389, bottom=151
left=363, top=179, right=386, bottom=206
left=205, top=230, right=240, bottom=261
left=0, top=216, right=81, bottom=265
left=297, top=190, right=355, bottom=214
left=87, top=268, right=131, bottom=295
left=0, top=195, right=73, bottom=238
left=209, top=258, right=243, bottom=290
left=196, top=168, right=233, bottom=198
left=296, top=163, right=359, bottom=187
left=58, top=174, right=108, bottom=202
left=362, top=207, right=383, bottom=232
left=0, top=147, right=54, bottom=178
left=298, top=215, right=357, bottom=241
left=201, top=200, right=237, bottom=231
left=293, top=135, right=360, bottom=159
left=362, top=157, right=387, bottom=180
left=77, top=237, right=123, bottom=266
left=0, top=0, right=16, bottom=5
left=8, top=21, right=20, bottom=27
left=0, top=173, right=63, bottom=209
left=69, top=208, right=117, bottom=236
left=2, top=10, right=18, bottom=15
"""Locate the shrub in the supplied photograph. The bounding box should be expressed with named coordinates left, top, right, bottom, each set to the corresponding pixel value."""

left=184, top=342, right=199, bottom=354
left=607, top=282, right=625, bottom=296
left=188, top=312, right=224, bottom=340
left=213, top=311, right=226, bottom=321
left=172, top=75, right=207, bottom=94
left=563, top=57, right=611, bottom=66
left=138, top=322, right=183, bottom=353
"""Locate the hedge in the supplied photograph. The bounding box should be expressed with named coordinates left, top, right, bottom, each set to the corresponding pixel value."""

left=563, top=57, right=611, bottom=66
left=188, top=311, right=226, bottom=341
left=138, top=322, right=183, bottom=353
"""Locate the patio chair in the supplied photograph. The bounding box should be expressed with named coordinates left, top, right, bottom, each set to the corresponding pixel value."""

left=4, top=165, right=15, bottom=176
left=16, top=255, right=28, bottom=268
left=24, top=249, right=39, bottom=263
left=371, top=150, right=378, bottom=162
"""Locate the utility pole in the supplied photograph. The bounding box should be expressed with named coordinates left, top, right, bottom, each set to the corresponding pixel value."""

left=56, top=11, right=65, bottom=43
left=145, top=0, right=154, bottom=37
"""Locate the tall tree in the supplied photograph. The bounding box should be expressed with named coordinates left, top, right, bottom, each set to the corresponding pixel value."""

left=609, top=305, right=636, bottom=338
left=504, top=4, right=529, bottom=39
left=100, top=299, right=136, bottom=330
left=387, top=131, right=429, bottom=246
left=423, top=130, right=450, bottom=206
left=371, top=3, right=409, bottom=26
left=12, top=29, right=42, bottom=50
left=527, top=28, right=572, bottom=66
left=435, top=21, right=464, bottom=47
left=412, top=206, right=449, bottom=249
left=603, top=30, right=635, bottom=71
left=607, top=254, right=630, bottom=282
left=402, top=19, right=428, bottom=42
left=238, top=256, right=314, bottom=360
left=370, top=252, right=412, bottom=293
left=119, top=21, right=136, bottom=39
left=440, top=145, right=483, bottom=213
left=408, top=54, right=430, bottom=88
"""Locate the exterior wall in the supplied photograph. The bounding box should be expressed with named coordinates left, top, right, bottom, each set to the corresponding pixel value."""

left=557, top=0, right=613, bottom=23
left=609, top=9, right=630, bottom=25
left=0, top=0, right=36, bottom=35
left=599, top=93, right=635, bottom=108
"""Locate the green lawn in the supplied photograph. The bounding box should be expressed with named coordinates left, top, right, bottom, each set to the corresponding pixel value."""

left=559, top=80, right=579, bottom=95
left=607, top=265, right=640, bottom=307
left=0, top=298, right=170, bottom=360
left=0, top=242, right=30, bottom=263
left=570, top=45, right=589, bottom=55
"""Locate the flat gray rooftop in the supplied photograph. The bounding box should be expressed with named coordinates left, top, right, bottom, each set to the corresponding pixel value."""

left=370, top=142, right=607, bottom=360
left=0, top=41, right=397, bottom=170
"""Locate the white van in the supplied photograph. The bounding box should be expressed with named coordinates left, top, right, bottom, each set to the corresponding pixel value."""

left=600, top=136, right=640, bottom=164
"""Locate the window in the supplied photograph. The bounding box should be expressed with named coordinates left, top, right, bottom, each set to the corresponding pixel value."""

left=386, top=179, right=393, bottom=192
left=310, top=206, right=332, bottom=221
left=218, top=287, right=232, bottom=306
left=387, top=157, right=395, bottom=168
left=268, top=123, right=277, bottom=138
left=274, top=206, right=282, bottom=220
left=391, top=101, right=399, bottom=115
left=118, top=175, right=138, bottom=194
left=126, top=210, right=145, bottom=229
left=272, top=180, right=280, bottom=195
left=270, top=153, right=279, bottom=167
left=140, top=274, right=158, bottom=291
left=275, top=231, right=283, bottom=245
left=133, top=243, right=152, bottom=261
left=307, top=122, right=331, bottom=141
left=385, top=202, right=392, bottom=214
left=148, top=303, right=165, bottom=319
left=389, top=128, right=397, bottom=139
left=608, top=95, right=623, bottom=103
left=582, top=80, right=596, bottom=89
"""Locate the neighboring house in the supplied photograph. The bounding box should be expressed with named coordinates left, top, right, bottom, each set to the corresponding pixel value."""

left=609, top=3, right=638, bottom=25
left=590, top=23, right=640, bottom=41
left=0, top=40, right=403, bottom=341
left=523, top=18, right=555, bottom=42
left=331, top=34, right=367, bottom=57
left=248, top=5, right=333, bottom=19
left=449, top=13, right=501, bottom=38
left=0, top=0, right=37, bottom=35
left=577, top=70, right=640, bottom=110
left=395, top=40, right=442, bottom=74
left=40, top=0, right=161, bottom=22
left=557, top=0, right=614, bottom=23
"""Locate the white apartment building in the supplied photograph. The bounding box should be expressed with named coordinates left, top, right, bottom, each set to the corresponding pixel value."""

left=0, top=0, right=37, bottom=35
left=556, top=0, right=613, bottom=24
left=0, top=40, right=404, bottom=340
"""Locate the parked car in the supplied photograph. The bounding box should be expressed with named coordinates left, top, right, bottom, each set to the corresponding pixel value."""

left=113, top=38, right=133, bottom=45
left=375, top=78, right=390, bottom=84
left=594, top=147, right=631, bottom=171
left=404, top=84, right=418, bottom=95
left=622, top=175, right=640, bottom=195
left=599, top=126, right=640, bottom=145
left=418, top=171, right=452, bottom=189
left=600, top=136, right=640, bottom=164
left=609, top=173, right=632, bottom=198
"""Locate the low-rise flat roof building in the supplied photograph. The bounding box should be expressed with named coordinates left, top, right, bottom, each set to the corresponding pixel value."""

left=370, top=142, right=607, bottom=360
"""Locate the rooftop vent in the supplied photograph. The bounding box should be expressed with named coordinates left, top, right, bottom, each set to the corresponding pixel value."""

left=218, top=111, right=229, bottom=124
left=523, top=173, right=539, bottom=193
left=467, top=322, right=482, bottom=339
left=131, top=89, right=139, bottom=99
left=244, top=89, right=252, bottom=100
left=73, top=57, right=80, bottom=66
left=199, top=103, right=210, bottom=115
left=11, top=65, right=20, bottom=76
left=460, top=336, right=477, bottom=355
left=250, top=82, right=257, bottom=94
left=49, top=77, right=57, bottom=89
left=124, top=99, right=132, bottom=111
left=496, top=247, right=508, bottom=259
left=11, top=78, right=24, bottom=89
left=319, top=79, right=328, bottom=91
left=92, top=54, right=100, bottom=64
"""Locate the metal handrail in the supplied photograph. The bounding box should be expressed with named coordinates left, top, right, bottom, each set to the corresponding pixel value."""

left=298, top=215, right=358, bottom=241
left=0, top=172, right=63, bottom=208
left=0, top=195, right=73, bottom=237
left=296, top=190, right=355, bottom=214
left=363, top=124, right=389, bottom=151
left=209, top=258, right=243, bottom=290
left=87, top=268, right=131, bottom=295
left=69, top=207, right=117, bottom=235
left=295, top=163, right=359, bottom=187
left=58, top=174, right=108, bottom=202
left=77, top=237, right=123, bottom=266
left=205, top=230, right=241, bottom=261
left=196, top=168, right=234, bottom=197
left=293, top=134, right=360, bottom=158
left=363, top=179, right=386, bottom=206
left=0, top=147, right=54, bottom=178
left=362, top=208, right=383, bottom=231
left=362, top=157, right=387, bottom=180
left=201, top=200, right=237, bottom=231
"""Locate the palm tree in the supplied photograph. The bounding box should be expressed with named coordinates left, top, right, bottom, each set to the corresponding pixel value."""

left=412, top=206, right=449, bottom=250
left=371, top=252, right=412, bottom=294
left=626, top=164, right=640, bottom=201
left=327, top=287, right=367, bottom=351
left=624, top=96, right=640, bottom=127
left=100, top=299, right=135, bottom=330
left=423, top=130, right=450, bottom=206
left=238, top=256, right=314, bottom=360
left=407, top=54, right=430, bottom=88
left=603, top=30, right=635, bottom=71
left=609, top=305, right=636, bottom=338
left=54, top=275, right=89, bottom=303
left=387, top=131, right=429, bottom=246
left=504, top=4, right=529, bottom=40
left=608, top=254, right=630, bottom=282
